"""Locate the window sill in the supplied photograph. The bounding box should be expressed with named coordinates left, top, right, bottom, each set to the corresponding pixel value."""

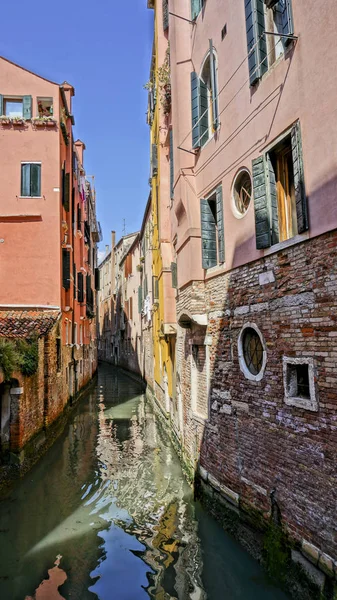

left=263, top=232, right=309, bottom=256
left=205, top=262, right=226, bottom=281
left=19, top=196, right=42, bottom=199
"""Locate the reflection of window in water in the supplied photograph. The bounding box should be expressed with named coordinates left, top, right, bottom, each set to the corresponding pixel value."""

left=115, top=419, right=131, bottom=443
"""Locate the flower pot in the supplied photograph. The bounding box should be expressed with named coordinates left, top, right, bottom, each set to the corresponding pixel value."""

left=13, top=120, right=24, bottom=126
left=33, top=120, right=46, bottom=127
left=0, top=119, right=11, bottom=126
left=46, top=120, right=56, bottom=127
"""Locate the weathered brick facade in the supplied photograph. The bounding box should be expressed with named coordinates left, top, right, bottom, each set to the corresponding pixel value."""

left=174, top=231, right=337, bottom=585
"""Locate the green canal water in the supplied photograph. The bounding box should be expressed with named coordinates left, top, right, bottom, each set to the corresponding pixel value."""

left=0, top=366, right=290, bottom=599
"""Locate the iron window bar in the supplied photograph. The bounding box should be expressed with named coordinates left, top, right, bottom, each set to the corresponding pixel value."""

left=168, top=12, right=195, bottom=24
left=264, top=31, right=298, bottom=40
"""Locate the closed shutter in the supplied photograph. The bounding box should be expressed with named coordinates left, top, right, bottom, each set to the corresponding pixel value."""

left=216, top=185, right=225, bottom=263
left=77, top=204, right=82, bottom=231
left=144, top=275, right=148, bottom=298
left=209, top=40, right=219, bottom=130
left=138, top=286, right=143, bottom=313
left=77, top=272, right=84, bottom=302
left=191, top=0, right=202, bottom=20
left=21, top=164, right=30, bottom=196
left=152, top=143, right=158, bottom=176
left=266, top=153, right=279, bottom=244
left=199, top=79, right=209, bottom=147
left=171, top=262, right=177, bottom=288
left=153, top=276, right=159, bottom=301
left=282, top=0, right=294, bottom=39
left=163, top=0, right=169, bottom=29
left=191, top=72, right=200, bottom=149
left=62, top=249, right=71, bottom=290
left=200, top=199, right=217, bottom=269
left=252, top=156, right=271, bottom=249
left=31, top=164, right=41, bottom=197
left=291, top=122, right=308, bottom=234
left=0, top=95, right=3, bottom=116
left=64, top=173, right=70, bottom=211
left=73, top=263, right=76, bottom=299
left=169, top=129, right=174, bottom=199
left=244, top=0, right=267, bottom=86
left=95, top=268, right=100, bottom=290
left=23, top=95, right=32, bottom=120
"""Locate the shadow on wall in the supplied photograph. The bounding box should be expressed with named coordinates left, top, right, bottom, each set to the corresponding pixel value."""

left=193, top=172, right=337, bottom=599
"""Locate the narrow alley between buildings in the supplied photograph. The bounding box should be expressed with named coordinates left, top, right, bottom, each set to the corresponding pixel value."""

left=0, top=365, right=289, bottom=600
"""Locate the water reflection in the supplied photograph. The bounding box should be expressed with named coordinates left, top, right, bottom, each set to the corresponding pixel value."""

left=0, top=366, right=289, bottom=600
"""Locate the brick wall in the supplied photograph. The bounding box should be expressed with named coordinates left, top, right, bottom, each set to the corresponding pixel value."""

left=176, top=230, right=337, bottom=560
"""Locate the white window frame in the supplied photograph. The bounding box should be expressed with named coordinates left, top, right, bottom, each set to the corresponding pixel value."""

left=231, top=167, right=253, bottom=220
left=20, top=161, right=42, bottom=198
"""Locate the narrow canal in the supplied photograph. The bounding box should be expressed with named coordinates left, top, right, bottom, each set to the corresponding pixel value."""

left=0, top=366, right=289, bottom=600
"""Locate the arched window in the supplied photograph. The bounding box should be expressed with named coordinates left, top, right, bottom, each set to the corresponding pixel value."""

left=191, top=42, right=219, bottom=149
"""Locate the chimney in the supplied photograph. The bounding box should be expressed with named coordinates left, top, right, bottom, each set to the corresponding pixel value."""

left=105, top=244, right=109, bottom=255
left=74, top=139, right=86, bottom=166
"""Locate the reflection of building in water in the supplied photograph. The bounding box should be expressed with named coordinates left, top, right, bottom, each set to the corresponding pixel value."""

left=95, top=390, right=205, bottom=599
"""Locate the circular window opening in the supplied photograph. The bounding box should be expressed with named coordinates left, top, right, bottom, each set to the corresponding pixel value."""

left=242, top=327, right=264, bottom=376
left=232, top=169, right=252, bottom=217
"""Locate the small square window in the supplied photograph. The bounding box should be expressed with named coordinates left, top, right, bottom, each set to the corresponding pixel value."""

left=37, top=97, right=53, bottom=117
left=4, top=98, right=23, bottom=117
left=283, top=357, right=318, bottom=412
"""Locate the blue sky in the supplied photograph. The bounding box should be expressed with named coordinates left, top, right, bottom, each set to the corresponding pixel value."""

left=1, top=0, right=154, bottom=257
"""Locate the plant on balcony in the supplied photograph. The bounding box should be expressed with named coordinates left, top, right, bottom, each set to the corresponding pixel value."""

left=136, top=264, right=143, bottom=272
left=32, top=116, right=57, bottom=127
left=0, top=115, right=12, bottom=125
left=12, top=116, right=25, bottom=126
left=158, top=45, right=171, bottom=115
left=140, top=256, right=145, bottom=263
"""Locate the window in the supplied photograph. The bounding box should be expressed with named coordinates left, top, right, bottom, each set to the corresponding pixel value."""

left=252, top=122, right=308, bottom=249
left=37, top=97, right=53, bottom=117
left=191, top=42, right=219, bottom=148
left=62, top=249, right=71, bottom=290
left=191, top=344, right=209, bottom=419
left=21, top=163, right=41, bottom=197
left=244, top=0, right=293, bottom=86
left=4, top=98, right=23, bottom=117
left=163, top=0, right=169, bottom=29
left=74, top=323, right=78, bottom=347
left=200, top=185, right=224, bottom=269
left=65, top=321, right=69, bottom=346
left=238, top=323, right=267, bottom=381
left=56, top=338, right=61, bottom=373
left=79, top=324, right=83, bottom=346
left=283, top=357, right=317, bottom=411
left=232, top=169, right=252, bottom=217
left=191, top=0, right=203, bottom=20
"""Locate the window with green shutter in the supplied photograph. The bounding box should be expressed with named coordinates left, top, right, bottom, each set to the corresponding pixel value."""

left=21, top=163, right=41, bottom=197
left=191, top=44, right=219, bottom=149
left=77, top=272, right=84, bottom=303
left=169, top=129, right=174, bottom=199
left=163, top=0, right=169, bottom=29
left=200, top=184, right=225, bottom=269
left=151, top=143, right=158, bottom=177
left=244, top=0, right=268, bottom=86
left=62, top=249, right=71, bottom=290
left=138, top=286, right=143, bottom=313
left=252, top=122, right=308, bottom=249
left=191, top=0, right=203, bottom=20
left=171, top=262, right=177, bottom=288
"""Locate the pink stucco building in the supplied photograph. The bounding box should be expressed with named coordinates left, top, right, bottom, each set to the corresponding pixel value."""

left=166, top=0, right=337, bottom=592
left=0, top=57, right=100, bottom=466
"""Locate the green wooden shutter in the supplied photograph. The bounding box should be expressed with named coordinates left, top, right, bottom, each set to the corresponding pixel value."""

left=31, top=164, right=41, bottom=197
left=282, top=0, right=294, bottom=40
left=144, top=275, right=148, bottom=298
left=152, top=143, right=158, bottom=176
left=62, top=249, right=71, bottom=290
left=169, top=129, right=174, bottom=199
left=77, top=272, right=84, bottom=302
left=73, top=263, right=76, bottom=299
left=216, top=185, right=225, bottom=263
left=291, top=122, right=308, bottom=234
left=21, top=164, right=30, bottom=196
left=209, top=40, right=219, bottom=130
left=199, top=78, right=209, bottom=147
left=252, top=156, right=271, bottom=249
left=0, top=95, right=3, bottom=116
left=64, top=172, right=70, bottom=211
left=23, top=95, right=32, bottom=120
left=95, top=268, right=100, bottom=290
left=245, top=0, right=267, bottom=86
left=191, top=72, right=200, bottom=148
left=191, top=0, right=202, bottom=20
left=266, top=153, right=279, bottom=245
left=138, top=286, right=143, bottom=313
left=163, top=0, right=169, bottom=29
left=171, top=262, right=177, bottom=288
left=200, top=199, right=217, bottom=269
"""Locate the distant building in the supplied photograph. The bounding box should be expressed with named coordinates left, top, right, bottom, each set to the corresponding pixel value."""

left=0, top=56, right=101, bottom=469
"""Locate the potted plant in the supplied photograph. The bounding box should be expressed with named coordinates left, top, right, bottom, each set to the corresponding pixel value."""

left=12, top=116, right=25, bottom=126
left=0, top=115, right=12, bottom=125
left=136, top=264, right=143, bottom=272
left=45, top=116, right=57, bottom=127
left=32, top=117, right=46, bottom=127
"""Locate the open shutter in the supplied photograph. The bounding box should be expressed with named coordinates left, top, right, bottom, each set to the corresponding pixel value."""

left=252, top=156, right=271, bottom=249
left=73, top=263, right=76, bottom=299
left=21, top=164, right=30, bottom=196
left=216, top=185, right=225, bottom=263
left=266, top=153, right=279, bottom=244
left=95, top=268, right=100, bottom=291
left=191, top=72, right=200, bottom=148
left=31, top=164, right=41, bottom=197
left=77, top=272, right=84, bottom=302
left=169, top=129, right=174, bottom=199
left=0, top=95, right=3, bottom=116
left=23, top=95, right=32, bottom=120
left=171, top=262, right=177, bottom=288
left=138, top=286, right=143, bottom=313
left=62, top=249, right=71, bottom=290
left=64, top=173, right=70, bottom=211
left=245, top=0, right=267, bottom=86
left=191, top=0, right=202, bottom=20
left=144, top=275, right=148, bottom=298
left=291, top=122, right=308, bottom=234
left=151, top=143, right=158, bottom=176
left=200, top=199, right=217, bottom=269
left=282, top=0, right=294, bottom=39
left=209, top=40, right=219, bottom=130
left=77, top=204, right=82, bottom=231
left=163, top=0, right=169, bottom=29
left=199, top=79, right=209, bottom=147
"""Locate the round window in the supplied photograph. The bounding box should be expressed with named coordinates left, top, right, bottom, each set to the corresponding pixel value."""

left=232, top=169, right=252, bottom=217
left=242, top=327, right=264, bottom=375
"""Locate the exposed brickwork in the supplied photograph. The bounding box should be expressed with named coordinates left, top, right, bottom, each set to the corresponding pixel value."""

left=176, top=231, right=337, bottom=560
